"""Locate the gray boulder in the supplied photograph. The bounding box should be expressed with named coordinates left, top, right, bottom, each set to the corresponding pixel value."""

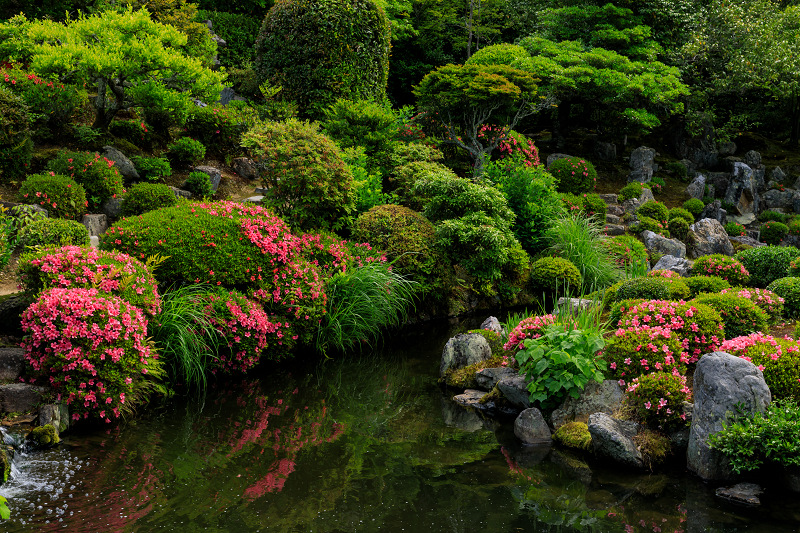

left=698, top=200, right=727, bottom=225
left=639, top=187, right=656, bottom=205
left=762, top=188, right=795, bottom=210
left=0, top=347, right=25, bottom=383
left=39, top=404, right=69, bottom=434
left=588, top=413, right=644, bottom=469
left=651, top=255, right=691, bottom=277
left=594, top=141, right=617, bottom=161
left=707, top=171, right=731, bottom=199
left=628, top=146, right=656, bottom=183
left=640, top=230, right=686, bottom=259
left=192, top=165, right=222, bottom=192
left=0, top=294, right=26, bottom=337
left=686, top=174, right=706, bottom=200
left=232, top=157, right=260, bottom=180
left=81, top=214, right=108, bottom=237
left=718, top=141, right=737, bottom=157
left=687, top=351, right=771, bottom=481
left=514, top=408, right=552, bottom=444
left=725, top=163, right=760, bottom=217
left=439, top=333, right=491, bottom=378
left=551, top=380, right=624, bottom=428
left=102, top=145, right=139, bottom=182
left=771, top=166, right=786, bottom=183
left=599, top=193, right=619, bottom=205
left=687, top=218, right=734, bottom=258
left=743, top=150, right=762, bottom=168
left=475, top=367, right=517, bottom=391
left=729, top=235, right=764, bottom=248
left=604, top=224, right=626, bottom=236
left=497, top=375, right=532, bottom=409
left=480, top=316, right=504, bottom=336
left=101, top=197, right=123, bottom=221
left=606, top=213, right=621, bottom=225
left=0, top=384, right=47, bottom=413
left=452, top=389, right=519, bottom=418
left=169, top=186, right=192, bottom=199
left=716, top=483, right=763, bottom=506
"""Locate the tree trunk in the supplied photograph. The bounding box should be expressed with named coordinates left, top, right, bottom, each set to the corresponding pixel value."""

left=466, top=0, right=474, bottom=59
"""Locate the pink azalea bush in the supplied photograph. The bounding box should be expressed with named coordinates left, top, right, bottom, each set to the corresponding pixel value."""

left=720, top=287, right=783, bottom=324
left=21, top=288, right=162, bottom=423
left=720, top=333, right=800, bottom=401
left=647, top=269, right=680, bottom=279
left=477, top=126, right=541, bottom=167
left=690, top=254, right=750, bottom=286
left=17, top=245, right=161, bottom=317
left=604, top=326, right=687, bottom=385
left=616, top=299, right=724, bottom=363
left=625, top=371, right=691, bottom=431
left=503, top=314, right=558, bottom=352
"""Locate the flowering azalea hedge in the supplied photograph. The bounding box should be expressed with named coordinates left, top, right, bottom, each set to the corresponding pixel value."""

left=605, top=326, right=686, bottom=385
left=503, top=314, right=557, bottom=352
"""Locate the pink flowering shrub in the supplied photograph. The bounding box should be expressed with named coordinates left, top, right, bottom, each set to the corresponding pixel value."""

left=720, top=287, right=784, bottom=323
left=18, top=173, right=88, bottom=220
left=604, top=326, right=687, bottom=385
left=503, top=314, right=558, bottom=352
left=690, top=254, right=750, bottom=286
left=17, top=245, right=161, bottom=317
left=616, top=299, right=724, bottom=363
left=20, top=288, right=163, bottom=423
left=47, top=150, right=124, bottom=210
left=691, top=293, right=769, bottom=339
left=478, top=126, right=540, bottom=167
left=647, top=269, right=680, bottom=279
left=625, top=371, right=691, bottom=431
left=720, top=333, right=800, bottom=401
left=549, top=156, right=597, bottom=194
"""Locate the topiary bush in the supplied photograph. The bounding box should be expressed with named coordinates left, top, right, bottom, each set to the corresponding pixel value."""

left=614, top=276, right=690, bottom=302
left=47, top=150, right=124, bottom=209
left=254, top=0, right=391, bottom=117
left=736, top=245, right=800, bottom=288
left=682, top=198, right=704, bottom=219
left=761, top=221, right=789, bottom=246
left=184, top=171, right=214, bottom=198
left=721, top=333, right=800, bottom=402
left=131, top=155, right=172, bottom=183
left=601, top=235, right=648, bottom=268
left=529, top=256, right=581, bottom=294
left=724, top=221, right=747, bottom=237
left=669, top=207, right=695, bottom=225
left=766, top=277, right=800, bottom=318
left=121, top=182, right=178, bottom=216
left=166, top=137, right=206, bottom=169
left=550, top=156, right=597, bottom=193
left=632, top=215, right=670, bottom=237
left=618, top=182, right=644, bottom=202
left=0, top=85, right=33, bottom=181
left=17, top=218, right=89, bottom=249
left=20, top=288, right=165, bottom=423
left=241, top=119, right=355, bottom=231
left=721, top=287, right=784, bottom=324
left=17, top=245, right=161, bottom=317
left=18, top=173, right=88, bottom=220
left=637, top=201, right=669, bottom=226
left=691, top=254, right=750, bottom=285
left=692, top=293, right=769, bottom=339
left=685, top=275, right=731, bottom=298
left=625, top=371, right=690, bottom=432
left=605, top=326, right=686, bottom=385
left=669, top=217, right=690, bottom=241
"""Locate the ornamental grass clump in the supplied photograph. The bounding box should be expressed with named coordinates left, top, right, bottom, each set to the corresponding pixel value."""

left=720, top=333, right=800, bottom=402
left=545, top=214, right=620, bottom=291
left=604, top=326, right=686, bottom=385
left=625, top=371, right=691, bottom=432
left=20, top=288, right=165, bottom=423
left=720, top=287, right=784, bottom=324
left=690, top=254, right=750, bottom=285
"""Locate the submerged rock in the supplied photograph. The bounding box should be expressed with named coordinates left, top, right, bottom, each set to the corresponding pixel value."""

left=715, top=482, right=763, bottom=506
left=514, top=408, right=552, bottom=444
left=588, top=413, right=643, bottom=469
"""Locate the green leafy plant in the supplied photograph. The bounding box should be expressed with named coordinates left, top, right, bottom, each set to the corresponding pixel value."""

left=515, top=324, right=606, bottom=408
left=631, top=215, right=670, bottom=237
left=18, top=173, right=88, bottom=220
left=761, top=221, right=789, bottom=246
left=669, top=217, right=690, bottom=241
left=131, top=156, right=172, bottom=182
left=682, top=198, right=704, bottom=219
left=166, top=137, right=206, bottom=169
left=685, top=275, right=732, bottom=297
left=530, top=256, right=581, bottom=295
left=16, top=218, right=90, bottom=249
left=637, top=200, right=669, bottom=226
left=342, top=146, right=394, bottom=213
left=721, top=287, right=785, bottom=324
left=121, top=182, right=178, bottom=216
left=649, top=175, right=666, bottom=194
left=721, top=333, right=800, bottom=402
left=759, top=210, right=791, bottom=223
left=614, top=276, right=690, bottom=302
left=322, top=98, right=399, bottom=166
left=600, top=235, right=648, bottom=269
left=550, top=156, right=597, bottom=193
left=736, top=245, right=800, bottom=288
left=665, top=161, right=688, bottom=180
left=183, top=171, right=214, bottom=198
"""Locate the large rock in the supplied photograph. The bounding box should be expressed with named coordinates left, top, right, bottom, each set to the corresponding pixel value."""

left=102, top=145, right=139, bottom=182
left=81, top=214, right=108, bottom=237
left=39, top=404, right=69, bottom=434
left=232, top=157, right=259, bottom=180
left=593, top=141, right=617, bottom=161
left=628, top=146, right=656, bottom=183
left=640, top=230, right=686, bottom=259
left=716, top=483, right=763, bottom=506
left=706, top=171, right=731, bottom=199
left=514, top=408, right=552, bottom=444
left=687, top=352, right=771, bottom=481
left=651, top=255, right=691, bottom=277
left=439, top=333, right=491, bottom=378
left=101, top=197, right=123, bottom=221
left=452, top=389, right=519, bottom=418
left=497, top=375, right=532, bottom=409
left=687, top=218, right=734, bottom=258
left=0, top=348, right=25, bottom=383
left=686, top=174, right=706, bottom=200
left=762, top=188, right=795, bottom=210
left=588, top=413, right=643, bottom=469
left=729, top=235, right=765, bottom=248
left=193, top=165, right=222, bottom=192
left=475, top=367, right=516, bottom=390
left=0, top=294, right=26, bottom=337
left=698, top=199, right=727, bottom=225
left=480, top=316, right=503, bottom=336
left=724, top=163, right=761, bottom=217
left=743, top=150, right=762, bottom=168
left=551, top=380, right=624, bottom=428
left=0, top=384, right=47, bottom=413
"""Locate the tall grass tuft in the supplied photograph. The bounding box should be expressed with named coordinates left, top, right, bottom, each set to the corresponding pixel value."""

left=316, top=261, right=417, bottom=356
left=545, top=214, right=621, bottom=291
left=149, top=284, right=222, bottom=392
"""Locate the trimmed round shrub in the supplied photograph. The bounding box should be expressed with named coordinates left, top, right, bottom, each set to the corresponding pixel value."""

left=184, top=171, right=214, bottom=198
left=20, top=288, right=164, bottom=423
left=721, top=287, right=784, bottom=324
left=121, top=183, right=178, bottom=216
left=530, top=256, right=581, bottom=293
left=353, top=204, right=448, bottom=298
left=605, top=326, right=686, bottom=385
left=552, top=421, right=591, bottom=451
left=736, top=245, right=800, bottom=288
left=616, top=300, right=724, bottom=363
left=691, top=254, right=750, bottom=285
left=625, top=371, right=690, bottom=431
left=17, top=245, right=161, bottom=317
left=17, top=218, right=89, bottom=249
left=615, top=276, right=690, bottom=302
left=0, top=85, right=33, bottom=180
left=632, top=215, right=670, bottom=237
left=131, top=156, right=172, bottom=183
left=47, top=150, right=124, bottom=209
left=724, top=221, right=747, bottom=237
left=166, top=137, right=206, bottom=168
left=503, top=314, right=557, bottom=353
left=550, top=157, right=597, bottom=193
left=637, top=201, right=669, bottom=225
left=18, top=173, right=87, bottom=220
left=669, top=207, right=694, bottom=225
left=685, top=275, right=731, bottom=298
left=669, top=217, right=690, bottom=241
left=759, top=210, right=790, bottom=223
left=618, top=182, right=644, bottom=202
left=601, top=235, right=648, bottom=268
left=241, top=119, right=355, bottom=231
left=692, top=293, right=769, bottom=339
left=760, top=221, right=789, bottom=246
left=582, top=193, right=606, bottom=220
left=721, top=333, right=800, bottom=402
left=254, top=0, right=391, bottom=117
left=682, top=198, right=704, bottom=219
left=766, top=277, right=800, bottom=318
left=391, top=160, right=457, bottom=208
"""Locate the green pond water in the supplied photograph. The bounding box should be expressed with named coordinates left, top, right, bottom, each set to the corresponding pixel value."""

left=2, top=319, right=800, bottom=532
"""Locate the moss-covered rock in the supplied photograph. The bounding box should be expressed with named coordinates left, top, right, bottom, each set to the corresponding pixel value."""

left=27, top=424, right=59, bottom=448
left=0, top=448, right=10, bottom=484
left=466, top=329, right=505, bottom=356
left=552, top=421, right=592, bottom=451
left=442, top=354, right=506, bottom=389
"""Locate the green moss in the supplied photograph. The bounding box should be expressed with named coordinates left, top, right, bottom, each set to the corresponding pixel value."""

left=466, top=329, right=504, bottom=356
left=552, top=421, right=592, bottom=451
left=442, top=354, right=505, bottom=388
left=0, top=448, right=9, bottom=484
left=479, top=386, right=502, bottom=404
left=634, top=429, right=672, bottom=471
left=27, top=424, right=59, bottom=448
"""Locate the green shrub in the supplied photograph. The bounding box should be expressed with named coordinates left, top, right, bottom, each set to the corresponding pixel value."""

left=609, top=297, right=646, bottom=326
left=669, top=207, right=695, bottom=225
left=649, top=175, right=666, bottom=194
left=665, top=161, right=688, bottom=180
left=605, top=326, right=685, bottom=384
left=582, top=193, right=607, bottom=220
left=691, top=254, right=751, bottom=285
left=46, top=150, right=124, bottom=209
left=550, top=156, right=597, bottom=194
left=766, top=277, right=800, bottom=318
left=721, top=334, right=800, bottom=402
left=241, top=118, right=355, bottom=231
left=692, top=293, right=769, bottom=338
left=790, top=256, right=800, bottom=277
left=195, top=10, right=261, bottom=68
left=0, top=214, right=12, bottom=271
left=618, top=182, right=644, bottom=202
left=8, top=204, right=47, bottom=240
left=321, top=98, right=398, bottom=164
left=685, top=275, right=731, bottom=297
left=184, top=171, right=214, bottom=198
left=530, top=256, right=581, bottom=294
left=724, top=221, right=747, bottom=237
left=632, top=215, right=670, bottom=237
left=342, top=146, right=394, bottom=213
left=720, top=287, right=785, bottom=324
left=682, top=198, right=704, bottom=219
left=166, top=137, right=206, bottom=169
left=625, top=372, right=690, bottom=432
left=131, top=156, right=172, bottom=182
left=254, top=0, right=391, bottom=117
left=759, top=210, right=790, bottom=223
left=614, top=276, right=689, bottom=302
left=760, top=221, right=789, bottom=245
left=16, top=218, right=89, bottom=249
left=736, top=245, right=800, bottom=287
left=18, top=173, right=87, bottom=220
left=184, top=105, right=255, bottom=156
left=552, top=421, right=592, bottom=450
left=110, top=118, right=153, bottom=150
left=121, top=183, right=178, bottom=216
left=392, top=160, right=457, bottom=208
left=0, top=85, right=33, bottom=180
left=669, top=217, right=690, bottom=241
left=637, top=201, right=669, bottom=225
left=601, top=235, right=648, bottom=268
left=546, top=215, right=620, bottom=291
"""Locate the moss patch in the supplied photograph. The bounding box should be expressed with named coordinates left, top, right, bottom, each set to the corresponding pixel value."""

left=634, top=429, right=671, bottom=471
left=552, top=421, right=592, bottom=451
left=442, top=354, right=505, bottom=389
left=27, top=424, right=59, bottom=448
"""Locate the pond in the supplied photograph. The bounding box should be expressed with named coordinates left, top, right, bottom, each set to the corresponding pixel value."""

left=1, top=319, right=800, bottom=532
